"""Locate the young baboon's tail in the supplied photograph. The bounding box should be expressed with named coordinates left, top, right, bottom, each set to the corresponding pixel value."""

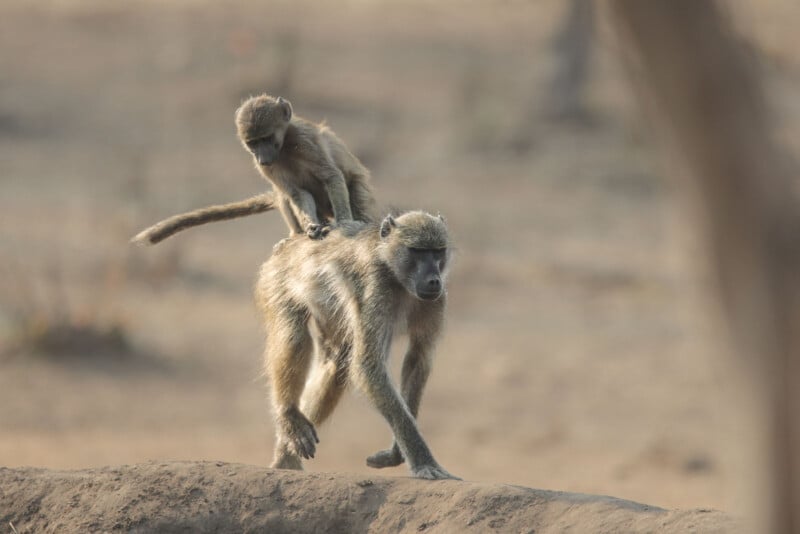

left=131, top=192, right=276, bottom=245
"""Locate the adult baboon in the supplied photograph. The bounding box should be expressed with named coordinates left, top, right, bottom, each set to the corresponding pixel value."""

left=257, top=211, right=456, bottom=480
left=132, top=94, right=375, bottom=245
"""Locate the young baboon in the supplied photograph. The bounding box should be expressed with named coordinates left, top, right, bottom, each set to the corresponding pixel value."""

left=237, top=94, right=375, bottom=238
left=257, top=211, right=456, bottom=480
left=131, top=93, right=375, bottom=245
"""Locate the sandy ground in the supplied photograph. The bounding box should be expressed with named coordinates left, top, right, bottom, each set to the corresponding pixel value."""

left=0, top=462, right=736, bottom=533
left=1, top=0, right=799, bottom=526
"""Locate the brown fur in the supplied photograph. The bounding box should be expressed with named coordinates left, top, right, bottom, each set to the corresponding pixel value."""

left=131, top=193, right=275, bottom=245
left=236, top=94, right=376, bottom=238
left=130, top=93, right=375, bottom=245
left=257, top=211, right=456, bottom=480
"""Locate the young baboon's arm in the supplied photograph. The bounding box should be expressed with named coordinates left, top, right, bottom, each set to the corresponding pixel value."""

left=131, top=192, right=275, bottom=245
left=285, top=187, right=324, bottom=237
left=276, top=193, right=304, bottom=235
left=319, top=163, right=353, bottom=223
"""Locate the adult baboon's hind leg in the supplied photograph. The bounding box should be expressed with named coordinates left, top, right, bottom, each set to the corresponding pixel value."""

left=300, top=341, right=349, bottom=427
left=266, top=310, right=318, bottom=469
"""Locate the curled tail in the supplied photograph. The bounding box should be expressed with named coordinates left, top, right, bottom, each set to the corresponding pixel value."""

left=132, top=192, right=276, bottom=245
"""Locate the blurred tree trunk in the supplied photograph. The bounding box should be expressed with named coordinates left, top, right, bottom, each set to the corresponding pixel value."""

left=547, top=0, right=594, bottom=121
left=606, top=1, right=799, bottom=532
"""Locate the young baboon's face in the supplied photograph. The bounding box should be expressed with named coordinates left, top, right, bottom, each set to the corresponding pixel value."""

left=380, top=212, right=450, bottom=301
left=235, top=94, right=293, bottom=167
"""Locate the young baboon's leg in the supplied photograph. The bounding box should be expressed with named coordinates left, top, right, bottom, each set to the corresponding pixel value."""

left=352, top=321, right=456, bottom=480
left=366, top=341, right=432, bottom=468
left=347, top=176, right=377, bottom=223
left=266, top=311, right=319, bottom=469
left=320, top=167, right=353, bottom=223
left=299, top=344, right=349, bottom=426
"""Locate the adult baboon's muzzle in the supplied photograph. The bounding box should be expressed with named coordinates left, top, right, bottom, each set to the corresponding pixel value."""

left=416, top=275, right=443, bottom=300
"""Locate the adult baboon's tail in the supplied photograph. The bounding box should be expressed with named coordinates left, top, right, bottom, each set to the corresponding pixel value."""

left=131, top=192, right=276, bottom=245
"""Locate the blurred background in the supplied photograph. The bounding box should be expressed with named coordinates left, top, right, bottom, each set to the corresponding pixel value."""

left=1, top=0, right=798, bottom=511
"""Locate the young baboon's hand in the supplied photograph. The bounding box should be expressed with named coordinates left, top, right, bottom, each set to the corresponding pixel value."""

left=412, top=464, right=461, bottom=481
left=366, top=446, right=404, bottom=468
left=305, top=223, right=332, bottom=240
left=278, top=408, right=320, bottom=460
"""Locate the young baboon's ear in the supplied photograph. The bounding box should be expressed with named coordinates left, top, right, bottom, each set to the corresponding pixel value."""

left=437, top=212, right=446, bottom=224
left=380, top=215, right=397, bottom=239
left=277, top=96, right=293, bottom=121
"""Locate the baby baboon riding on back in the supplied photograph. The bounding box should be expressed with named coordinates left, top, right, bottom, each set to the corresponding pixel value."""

left=132, top=94, right=375, bottom=245
left=258, top=211, right=456, bottom=479
left=237, top=94, right=375, bottom=238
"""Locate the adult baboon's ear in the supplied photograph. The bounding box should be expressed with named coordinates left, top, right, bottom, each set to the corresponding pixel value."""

left=380, top=215, right=397, bottom=239
left=277, top=96, right=293, bottom=121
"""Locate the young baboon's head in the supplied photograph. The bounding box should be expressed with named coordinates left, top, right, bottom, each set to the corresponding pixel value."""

left=379, top=211, right=450, bottom=301
left=235, top=94, right=293, bottom=167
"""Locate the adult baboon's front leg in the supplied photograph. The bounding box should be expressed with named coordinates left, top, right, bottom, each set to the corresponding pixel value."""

left=368, top=303, right=443, bottom=469
left=366, top=341, right=432, bottom=469
left=353, top=328, right=455, bottom=480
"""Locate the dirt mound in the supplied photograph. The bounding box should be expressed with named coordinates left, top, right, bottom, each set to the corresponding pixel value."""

left=0, top=461, right=734, bottom=533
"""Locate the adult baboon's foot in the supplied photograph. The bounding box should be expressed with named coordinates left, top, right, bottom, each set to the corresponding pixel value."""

left=366, top=446, right=404, bottom=468
left=271, top=446, right=303, bottom=470
left=412, top=463, right=460, bottom=480
left=277, top=406, right=319, bottom=460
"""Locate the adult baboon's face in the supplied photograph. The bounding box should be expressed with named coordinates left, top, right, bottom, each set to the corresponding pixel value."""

left=379, top=212, right=450, bottom=301
left=406, top=248, right=448, bottom=301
